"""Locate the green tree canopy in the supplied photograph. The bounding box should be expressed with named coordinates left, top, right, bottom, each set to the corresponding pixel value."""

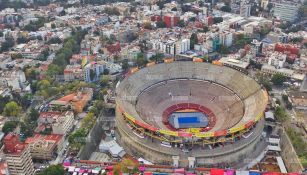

left=2, top=121, right=18, bottom=134
left=81, top=112, right=96, bottom=131
left=51, top=23, right=56, bottom=29
left=28, top=108, right=39, bottom=121
left=121, top=59, right=129, bottom=71
left=213, top=17, right=223, bottom=24
left=220, top=5, right=231, bottom=12
left=271, top=73, right=286, bottom=86
left=274, top=106, right=288, bottom=122
left=156, top=21, right=166, bottom=28
left=178, top=20, right=185, bottom=27
left=190, top=33, right=198, bottom=50
left=100, top=75, right=110, bottom=88
left=136, top=53, right=148, bottom=67
left=3, top=101, right=21, bottom=117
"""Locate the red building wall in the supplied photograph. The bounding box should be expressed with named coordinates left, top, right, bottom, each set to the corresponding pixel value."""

left=151, top=15, right=162, bottom=22
left=163, top=16, right=180, bottom=28
left=274, top=43, right=299, bottom=56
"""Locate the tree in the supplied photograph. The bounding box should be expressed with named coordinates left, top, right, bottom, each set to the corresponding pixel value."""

left=47, top=37, right=62, bottom=44
left=220, top=5, right=231, bottom=12
left=114, top=158, right=139, bottom=175
left=122, top=59, right=129, bottom=71
left=68, top=128, right=87, bottom=149
left=290, top=37, right=303, bottom=43
left=89, top=69, right=96, bottom=82
left=220, top=45, right=229, bottom=54
left=81, top=112, right=96, bottom=131
left=103, top=68, right=109, bottom=75
left=103, top=7, right=120, bottom=16
left=189, top=17, right=196, bottom=22
left=20, top=122, right=35, bottom=138
left=190, top=33, right=198, bottom=50
left=235, top=34, right=252, bottom=49
left=0, top=37, right=14, bottom=52
left=38, top=165, right=64, bottom=175
left=47, top=64, right=62, bottom=77
left=136, top=53, right=148, bottom=67
left=156, top=21, right=166, bottom=28
left=51, top=23, right=56, bottom=29
left=100, top=75, right=110, bottom=88
left=203, top=26, right=209, bottom=32
left=178, top=20, right=185, bottom=27
left=2, top=121, right=18, bottom=134
left=267, top=3, right=273, bottom=11
left=171, top=7, right=177, bottom=11
left=213, top=17, right=223, bottom=24
left=0, top=96, right=10, bottom=113
left=143, top=22, right=153, bottom=30
left=282, top=94, right=289, bottom=102
left=256, top=72, right=272, bottom=91
left=37, top=79, right=51, bottom=90
left=3, top=101, right=21, bottom=117
left=271, top=73, right=286, bottom=86
left=150, top=53, right=164, bottom=62
left=11, top=53, right=22, bottom=60
left=17, top=36, right=28, bottom=44
left=28, top=108, right=39, bottom=121
left=275, top=106, right=288, bottom=122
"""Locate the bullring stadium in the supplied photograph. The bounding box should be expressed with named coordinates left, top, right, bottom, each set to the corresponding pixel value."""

left=115, top=60, right=268, bottom=167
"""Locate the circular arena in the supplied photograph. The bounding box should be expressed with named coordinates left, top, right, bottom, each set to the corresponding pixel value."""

left=115, top=61, right=268, bottom=167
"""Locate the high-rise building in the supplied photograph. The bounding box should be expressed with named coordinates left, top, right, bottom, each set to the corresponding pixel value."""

left=175, top=39, right=191, bottom=54
left=3, top=133, right=35, bottom=175
left=219, top=31, right=234, bottom=47
left=273, top=2, right=300, bottom=22
left=240, top=1, right=251, bottom=17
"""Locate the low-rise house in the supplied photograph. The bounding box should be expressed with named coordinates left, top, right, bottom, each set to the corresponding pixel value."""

left=25, top=134, right=64, bottom=160
left=36, top=111, right=74, bottom=136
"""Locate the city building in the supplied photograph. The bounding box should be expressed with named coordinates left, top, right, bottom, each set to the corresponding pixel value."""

left=3, top=133, right=35, bottom=175
left=240, top=1, right=251, bottom=18
left=52, top=111, right=74, bottom=135
left=273, top=2, right=300, bottom=22
left=25, top=134, right=64, bottom=160
left=49, top=88, right=93, bottom=113
left=83, top=61, right=106, bottom=82
left=163, top=14, right=180, bottom=28
left=219, top=31, right=234, bottom=47
left=64, top=65, right=83, bottom=82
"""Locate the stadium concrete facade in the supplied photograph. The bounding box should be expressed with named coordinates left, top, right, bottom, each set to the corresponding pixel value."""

left=115, top=61, right=268, bottom=167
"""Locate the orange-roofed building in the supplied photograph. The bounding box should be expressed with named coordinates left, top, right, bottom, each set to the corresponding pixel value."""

left=3, top=133, right=35, bottom=175
left=49, top=88, right=93, bottom=113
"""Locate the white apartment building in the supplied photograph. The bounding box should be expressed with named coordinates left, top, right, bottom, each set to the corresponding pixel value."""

left=52, top=111, right=75, bottom=136
left=268, top=52, right=287, bottom=68
left=83, top=61, right=106, bottom=82
left=152, top=38, right=190, bottom=55
left=219, top=31, right=233, bottom=47
left=273, top=2, right=300, bottom=22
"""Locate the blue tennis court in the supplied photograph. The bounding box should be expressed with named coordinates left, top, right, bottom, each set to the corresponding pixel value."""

left=168, top=112, right=208, bottom=129
left=178, top=117, right=199, bottom=124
